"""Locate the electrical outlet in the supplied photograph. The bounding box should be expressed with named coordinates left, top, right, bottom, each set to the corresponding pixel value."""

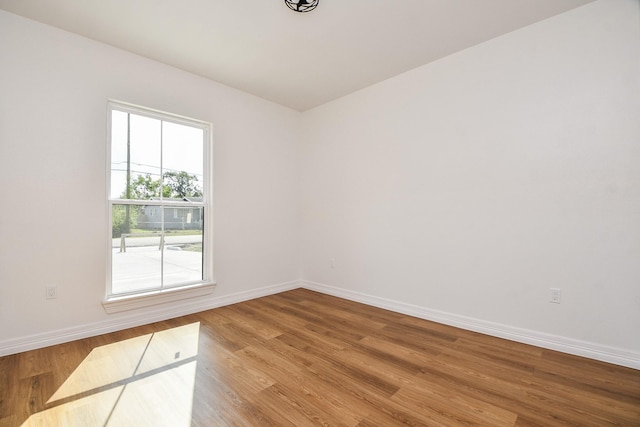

left=46, top=285, right=57, bottom=300
left=550, top=288, right=561, bottom=304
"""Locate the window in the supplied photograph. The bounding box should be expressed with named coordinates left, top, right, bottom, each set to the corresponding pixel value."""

left=105, top=101, right=214, bottom=310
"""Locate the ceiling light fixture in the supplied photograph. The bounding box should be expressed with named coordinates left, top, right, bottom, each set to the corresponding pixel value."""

left=284, top=0, right=319, bottom=13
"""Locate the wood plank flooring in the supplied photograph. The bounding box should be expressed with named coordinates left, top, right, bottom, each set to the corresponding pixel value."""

left=1, top=289, right=639, bottom=426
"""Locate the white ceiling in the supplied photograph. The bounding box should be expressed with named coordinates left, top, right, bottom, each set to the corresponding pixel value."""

left=0, top=0, right=596, bottom=111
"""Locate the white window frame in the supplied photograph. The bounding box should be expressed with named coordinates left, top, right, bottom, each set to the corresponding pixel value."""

left=103, top=100, right=215, bottom=313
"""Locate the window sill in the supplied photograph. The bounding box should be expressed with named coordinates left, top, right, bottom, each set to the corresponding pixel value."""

left=102, top=282, right=216, bottom=314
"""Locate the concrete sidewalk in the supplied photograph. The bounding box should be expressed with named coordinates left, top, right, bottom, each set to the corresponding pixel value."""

left=111, top=236, right=203, bottom=294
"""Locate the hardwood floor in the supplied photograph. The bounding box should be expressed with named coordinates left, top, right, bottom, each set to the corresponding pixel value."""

left=1, top=289, right=639, bottom=426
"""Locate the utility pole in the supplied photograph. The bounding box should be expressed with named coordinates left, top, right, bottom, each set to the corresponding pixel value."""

left=125, top=113, right=131, bottom=233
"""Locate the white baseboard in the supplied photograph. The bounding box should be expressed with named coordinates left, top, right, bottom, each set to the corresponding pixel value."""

left=0, top=280, right=301, bottom=357
left=4, top=279, right=638, bottom=370
left=301, top=280, right=640, bottom=370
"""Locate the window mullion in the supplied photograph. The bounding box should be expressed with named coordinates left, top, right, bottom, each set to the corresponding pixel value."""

left=160, top=201, right=165, bottom=289
left=160, top=119, right=165, bottom=289
left=108, top=199, right=203, bottom=207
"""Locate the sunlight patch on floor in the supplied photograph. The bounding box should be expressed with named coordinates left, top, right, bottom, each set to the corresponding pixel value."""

left=22, top=323, right=200, bottom=427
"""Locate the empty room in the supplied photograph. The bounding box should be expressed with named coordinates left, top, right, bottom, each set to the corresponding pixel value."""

left=0, top=0, right=638, bottom=425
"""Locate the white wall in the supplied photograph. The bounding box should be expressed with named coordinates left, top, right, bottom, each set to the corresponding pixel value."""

left=0, top=10, right=301, bottom=351
left=301, top=0, right=640, bottom=364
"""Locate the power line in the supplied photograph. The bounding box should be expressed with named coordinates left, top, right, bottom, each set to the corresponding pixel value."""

left=111, top=162, right=202, bottom=176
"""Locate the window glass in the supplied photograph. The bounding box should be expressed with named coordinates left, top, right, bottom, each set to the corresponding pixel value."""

left=108, top=102, right=211, bottom=297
